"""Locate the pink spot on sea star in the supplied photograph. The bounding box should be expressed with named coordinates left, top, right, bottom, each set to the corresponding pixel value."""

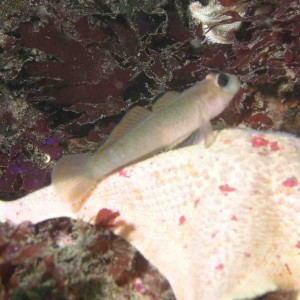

left=270, top=141, right=280, bottom=151
left=295, top=241, right=300, bottom=248
left=282, top=176, right=298, bottom=187
left=215, top=263, right=224, bottom=270
left=219, top=184, right=236, bottom=193
left=285, top=263, right=292, bottom=275
left=118, top=170, right=130, bottom=178
left=194, top=198, right=200, bottom=208
left=231, top=215, right=238, bottom=221
left=179, top=215, right=186, bottom=225
left=258, top=151, right=268, bottom=156
left=251, top=135, right=269, bottom=148
left=211, top=231, right=219, bottom=239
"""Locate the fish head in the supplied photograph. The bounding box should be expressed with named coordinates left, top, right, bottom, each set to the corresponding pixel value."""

left=202, top=72, right=241, bottom=119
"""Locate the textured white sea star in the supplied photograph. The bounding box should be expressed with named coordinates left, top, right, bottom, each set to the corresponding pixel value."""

left=1, top=128, right=300, bottom=300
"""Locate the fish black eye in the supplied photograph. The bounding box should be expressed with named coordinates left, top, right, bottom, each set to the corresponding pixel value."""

left=217, top=73, right=229, bottom=87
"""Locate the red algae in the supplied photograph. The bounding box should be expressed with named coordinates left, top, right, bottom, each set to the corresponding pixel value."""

left=95, top=208, right=120, bottom=230
left=0, top=218, right=174, bottom=299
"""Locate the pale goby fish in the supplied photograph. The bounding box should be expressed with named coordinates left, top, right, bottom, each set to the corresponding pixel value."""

left=1, top=128, right=300, bottom=300
left=52, top=72, right=240, bottom=211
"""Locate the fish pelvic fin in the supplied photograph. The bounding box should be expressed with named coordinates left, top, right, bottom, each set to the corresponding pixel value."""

left=184, top=121, right=216, bottom=148
left=169, top=122, right=217, bottom=150
left=202, top=122, right=218, bottom=147
left=52, top=154, right=97, bottom=213
left=174, top=129, right=205, bottom=149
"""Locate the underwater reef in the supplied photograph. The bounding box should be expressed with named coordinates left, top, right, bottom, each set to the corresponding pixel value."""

left=0, top=0, right=299, bottom=299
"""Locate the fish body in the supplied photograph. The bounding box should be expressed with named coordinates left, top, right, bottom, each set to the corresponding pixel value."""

left=1, top=128, right=300, bottom=300
left=52, top=72, right=240, bottom=210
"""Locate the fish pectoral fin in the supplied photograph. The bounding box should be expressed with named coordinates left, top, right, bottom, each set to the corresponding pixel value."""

left=202, top=122, right=218, bottom=147
left=187, top=121, right=215, bottom=148
left=52, top=154, right=97, bottom=212
left=99, top=106, right=152, bottom=151
left=163, top=130, right=203, bottom=151
left=152, top=91, right=180, bottom=112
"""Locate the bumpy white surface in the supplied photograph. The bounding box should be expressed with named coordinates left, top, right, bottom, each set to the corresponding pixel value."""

left=1, top=128, right=300, bottom=300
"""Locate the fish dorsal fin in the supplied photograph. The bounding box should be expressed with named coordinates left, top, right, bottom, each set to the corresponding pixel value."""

left=99, top=106, right=152, bottom=151
left=152, top=91, right=180, bottom=112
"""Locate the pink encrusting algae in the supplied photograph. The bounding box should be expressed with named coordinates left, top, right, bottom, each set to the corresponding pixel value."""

left=1, top=128, right=300, bottom=300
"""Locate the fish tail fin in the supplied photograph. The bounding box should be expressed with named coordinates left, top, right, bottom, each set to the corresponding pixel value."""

left=52, top=154, right=98, bottom=212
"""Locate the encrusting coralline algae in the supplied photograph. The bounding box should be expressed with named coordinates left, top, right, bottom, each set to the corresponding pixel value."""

left=1, top=128, right=300, bottom=300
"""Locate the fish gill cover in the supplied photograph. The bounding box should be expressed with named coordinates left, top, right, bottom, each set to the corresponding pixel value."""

left=0, top=0, right=299, bottom=299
